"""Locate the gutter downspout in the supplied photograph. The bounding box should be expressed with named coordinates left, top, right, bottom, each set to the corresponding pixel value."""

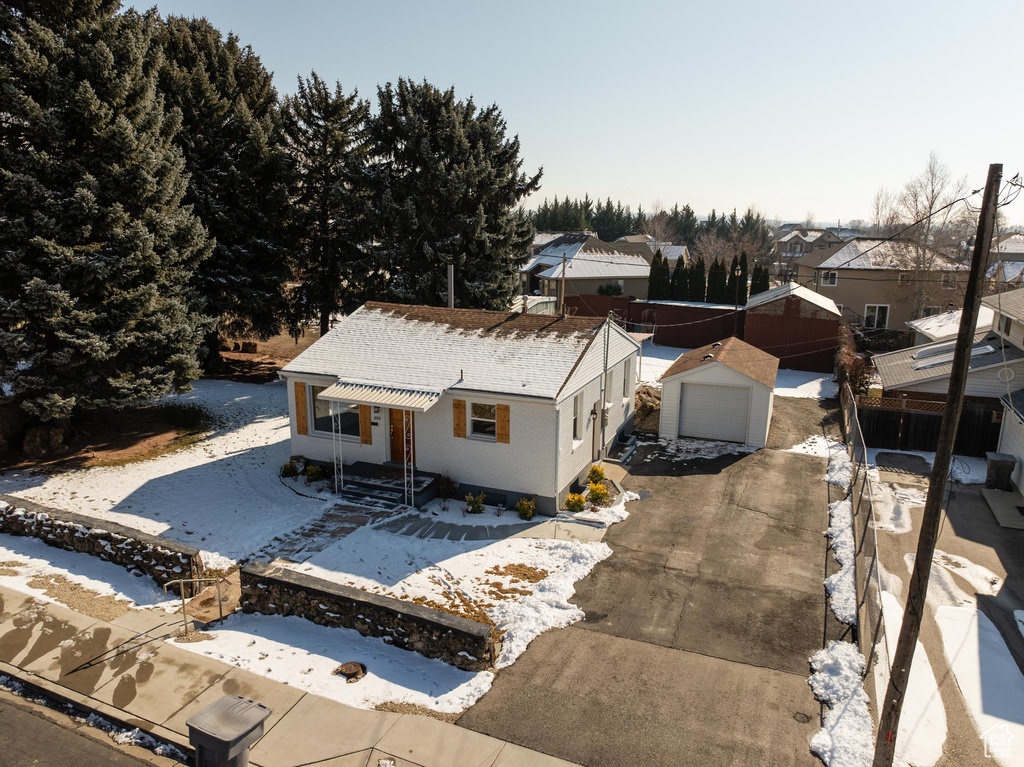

left=553, top=399, right=561, bottom=510
left=600, top=312, right=611, bottom=458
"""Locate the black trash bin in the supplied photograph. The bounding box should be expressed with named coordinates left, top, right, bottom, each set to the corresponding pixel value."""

left=186, top=695, right=272, bottom=767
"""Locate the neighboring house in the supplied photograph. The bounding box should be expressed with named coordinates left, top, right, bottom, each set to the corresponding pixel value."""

left=615, top=234, right=687, bottom=266
left=537, top=251, right=650, bottom=300
left=906, top=306, right=994, bottom=345
left=520, top=233, right=653, bottom=295
left=279, top=302, right=639, bottom=515
left=509, top=295, right=558, bottom=315
left=986, top=233, right=1024, bottom=288
left=658, top=337, right=779, bottom=447
left=797, top=237, right=968, bottom=329
left=780, top=230, right=846, bottom=280
left=744, top=282, right=842, bottom=373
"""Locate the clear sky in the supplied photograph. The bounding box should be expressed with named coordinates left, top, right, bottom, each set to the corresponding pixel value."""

left=131, top=0, right=1024, bottom=226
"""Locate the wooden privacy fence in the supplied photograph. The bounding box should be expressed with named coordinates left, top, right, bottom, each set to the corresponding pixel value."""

left=855, top=394, right=1001, bottom=457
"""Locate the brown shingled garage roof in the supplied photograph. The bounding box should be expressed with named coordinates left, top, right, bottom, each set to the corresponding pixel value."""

left=660, top=337, right=780, bottom=388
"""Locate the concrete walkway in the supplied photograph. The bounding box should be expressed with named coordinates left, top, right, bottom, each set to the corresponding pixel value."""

left=0, top=585, right=575, bottom=767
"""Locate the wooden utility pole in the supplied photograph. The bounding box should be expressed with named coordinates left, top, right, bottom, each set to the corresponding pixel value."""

left=873, top=163, right=1002, bottom=766
left=559, top=252, right=567, bottom=315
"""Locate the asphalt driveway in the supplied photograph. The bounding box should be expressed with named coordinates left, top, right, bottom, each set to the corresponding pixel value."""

left=458, top=402, right=839, bottom=766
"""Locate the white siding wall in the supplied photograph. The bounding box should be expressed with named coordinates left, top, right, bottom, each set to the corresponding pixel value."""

left=556, top=376, right=603, bottom=493
left=415, top=392, right=557, bottom=500
left=900, top=361, right=1024, bottom=397
left=283, top=374, right=389, bottom=465
left=995, top=312, right=1024, bottom=349
left=657, top=363, right=773, bottom=448
left=998, top=404, right=1024, bottom=492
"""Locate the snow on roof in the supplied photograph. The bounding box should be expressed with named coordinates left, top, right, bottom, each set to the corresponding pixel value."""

left=281, top=303, right=608, bottom=399
left=744, top=282, right=841, bottom=316
left=906, top=307, right=994, bottom=342
left=778, top=228, right=829, bottom=244
left=534, top=234, right=589, bottom=261
left=538, top=251, right=650, bottom=280
left=989, top=261, right=1024, bottom=283
left=532, top=231, right=567, bottom=248
left=997, top=233, right=1024, bottom=254
left=817, top=238, right=964, bottom=271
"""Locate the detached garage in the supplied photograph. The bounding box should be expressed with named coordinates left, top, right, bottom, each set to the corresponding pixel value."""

left=658, top=337, right=780, bottom=448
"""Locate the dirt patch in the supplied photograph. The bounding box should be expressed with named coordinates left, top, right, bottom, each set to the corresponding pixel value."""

left=486, top=563, right=548, bottom=584
left=0, top=568, right=19, bottom=576
left=1, top=403, right=214, bottom=471
left=172, top=628, right=214, bottom=643
left=766, top=396, right=841, bottom=451
left=207, top=329, right=321, bottom=384
left=25, top=575, right=130, bottom=621
left=0, top=560, right=25, bottom=567
left=374, top=701, right=459, bottom=724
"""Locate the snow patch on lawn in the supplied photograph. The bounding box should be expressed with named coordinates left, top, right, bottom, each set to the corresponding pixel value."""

left=774, top=370, right=839, bottom=399
left=935, top=606, right=1024, bottom=765
left=637, top=339, right=690, bottom=385
left=638, top=436, right=757, bottom=463
left=807, top=640, right=873, bottom=767
left=875, top=592, right=947, bottom=767
left=174, top=612, right=493, bottom=713
left=0, top=532, right=177, bottom=611
left=557, top=491, right=638, bottom=528
left=0, top=380, right=332, bottom=565
left=417, top=498, right=537, bottom=527
left=824, top=498, right=857, bottom=625
left=786, top=435, right=843, bottom=458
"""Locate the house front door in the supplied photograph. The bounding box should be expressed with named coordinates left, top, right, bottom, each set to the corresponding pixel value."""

left=389, top=409, right=416, bottom=464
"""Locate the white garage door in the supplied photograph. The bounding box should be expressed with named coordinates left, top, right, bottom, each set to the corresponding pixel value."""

left=678, top=383, right=749, bottom=443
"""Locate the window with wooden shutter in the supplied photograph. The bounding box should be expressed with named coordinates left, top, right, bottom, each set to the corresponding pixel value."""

left=453, top=399, right=467, bottom=438
left=294, top=381, right=308, bottom=435
left=496, top=404, right=510, bottom=444
left=359, top=405, right=372, bottom=445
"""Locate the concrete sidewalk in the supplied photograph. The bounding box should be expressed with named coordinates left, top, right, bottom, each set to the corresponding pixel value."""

left=0, top=585, right=575, bottom=767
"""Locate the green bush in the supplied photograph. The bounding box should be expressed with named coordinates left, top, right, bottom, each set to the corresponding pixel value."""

left=464, top=491, right=486, bottom=514
left=516, top=496, right=536, bottom=521
left=587, top=464, right=605, bottom=484
left=305, top=464, right=330, bottom=483
left=588, top=481, right=609, bottom=506
left=280, top=461, right=299, bottom=478
left=564, top=493, right=586, bottom=513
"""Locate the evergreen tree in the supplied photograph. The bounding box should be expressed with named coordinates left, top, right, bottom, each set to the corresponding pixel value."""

left=725, top=255, right=740, bottom=305
left=737, top=251, right=749, bottom=305
left=369, top=79, right=541, bottom=310
left=750, top=264, right=771, bottom=296
left=0, top=6, right=212, bottom=427
left=655, top=249, right=672, bottom=300
left=670, top=204, right=701, bottom=246
left=647, top=252, right=663, bottom=300
left=688, top=259, right=706, bottom=302
left=707, top=258, right=728, bottom=303
left=671, top=256, right=687, bottom=300
left=282, top=73, right=371, bottom=336
left=158, top=16, right=292, bottom=370
left=632, top=205, right=647, bottom=236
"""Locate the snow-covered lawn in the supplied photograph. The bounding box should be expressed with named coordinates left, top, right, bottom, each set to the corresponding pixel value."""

left=636, top=339, right=689, bottom=386
left=174, top=612, right=493, bottom=714
left=0, top=380, right=332, bottom=566
left=774, top=369, right=839, bottom=399
left=0, top=532, right=177, bottom=612
left=786, top=435, right=843, bottom=458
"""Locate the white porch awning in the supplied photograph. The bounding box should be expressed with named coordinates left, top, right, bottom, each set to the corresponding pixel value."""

left=316, top=382, right=443, bottom=412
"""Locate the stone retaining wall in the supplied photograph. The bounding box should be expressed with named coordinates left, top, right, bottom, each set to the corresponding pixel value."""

left=0, top=494, right=205, bottom=593
left=240, top=561, right=496, bottom=672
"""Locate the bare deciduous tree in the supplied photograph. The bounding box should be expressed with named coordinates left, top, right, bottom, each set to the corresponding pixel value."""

left=871, top=187, right=900, bottom=236
left=694, top=230, right=731, bottom=267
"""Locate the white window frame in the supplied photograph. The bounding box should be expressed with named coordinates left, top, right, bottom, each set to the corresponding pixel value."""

left=572, top=392, right=583, bottom=440
left=469, top=402, right=498, bottom=441
left=898, top=272, right=911, bottom=286
left=820, top=271, right=838, bottom=287
left=622, top=358, right=632, bottom=399
left=835, top=303, right=844, bottom=314
left=1002, top=314, right=1012, bottom=336
left=864, top=304, right=889, bottom=329
left=921, top=306, right=941, bottom=318
left=308, top=385, right=359, bottom=440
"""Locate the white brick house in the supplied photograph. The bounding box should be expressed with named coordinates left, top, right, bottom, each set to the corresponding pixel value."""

left=279, top=303, right=639, bottom=515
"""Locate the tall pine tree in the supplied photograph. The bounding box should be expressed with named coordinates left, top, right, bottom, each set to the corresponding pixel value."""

left=282, top=73, right=371, bottom=336
left=157, top=16, right=292, bottom=370
left=671, top=257, right=687, bottom=300
left=0, top=5, right=211, bottom=432
left=688, top=260, right=706, bottom=302
left=369, top=79, right=541, bottom=309
left=647, top=252, right=663, bottom=300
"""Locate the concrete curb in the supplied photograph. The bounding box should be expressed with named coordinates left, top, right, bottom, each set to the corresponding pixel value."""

left=0, top=658, right=194, bottom=760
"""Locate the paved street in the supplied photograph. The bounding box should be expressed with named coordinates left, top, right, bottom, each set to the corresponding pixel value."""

left=0, top=694, right=152, bottom=766
left=459, top=405, right=840, bottom=766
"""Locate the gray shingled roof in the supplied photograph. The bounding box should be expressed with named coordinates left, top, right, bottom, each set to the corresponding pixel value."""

left=874, top=332, right=1024, bottom=390
left=982, top=287, right=1024, bottom=319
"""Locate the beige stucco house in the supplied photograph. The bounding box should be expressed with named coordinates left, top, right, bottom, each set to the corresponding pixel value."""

left=795, top=238, right=967, bottom=329
left=279, top=302, right=639, bottom=515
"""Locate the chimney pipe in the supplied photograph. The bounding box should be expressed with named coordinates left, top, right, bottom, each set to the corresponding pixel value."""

left=447, top=261, right=455, bottom=309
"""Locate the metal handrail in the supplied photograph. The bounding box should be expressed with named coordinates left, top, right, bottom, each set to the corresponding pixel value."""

left=162, top=576, right=230, bottom=635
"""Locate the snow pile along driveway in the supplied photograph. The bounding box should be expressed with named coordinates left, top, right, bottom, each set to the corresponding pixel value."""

left=807, top=640, right=873, bottom=767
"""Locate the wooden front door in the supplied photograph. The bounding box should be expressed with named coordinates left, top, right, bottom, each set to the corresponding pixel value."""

left=389, top=409, right=415, bottom=463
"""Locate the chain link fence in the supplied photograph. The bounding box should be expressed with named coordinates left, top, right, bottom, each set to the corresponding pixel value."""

left=839, top=383, right=890, bottom=714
